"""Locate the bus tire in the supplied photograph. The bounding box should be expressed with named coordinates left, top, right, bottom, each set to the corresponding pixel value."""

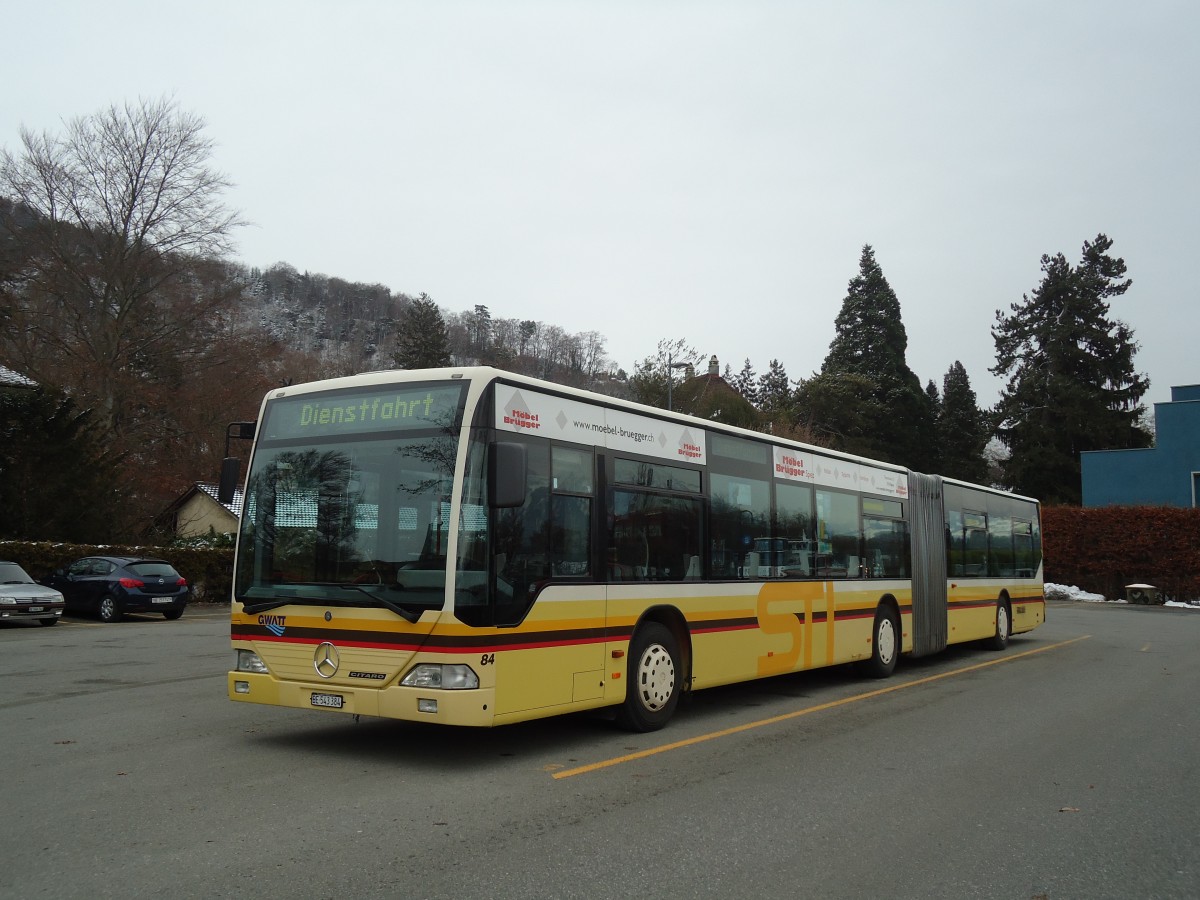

left=616, top=622, right=681, bottom=732
left=860, top=605, right=900, bottom=678
left=986, top=600, right=1010, bottom=650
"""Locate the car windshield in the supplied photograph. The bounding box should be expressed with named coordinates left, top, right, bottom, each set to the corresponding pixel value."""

left=233, top=431, right=462, bottom=618
left=0, top=562, right=34, bottom=584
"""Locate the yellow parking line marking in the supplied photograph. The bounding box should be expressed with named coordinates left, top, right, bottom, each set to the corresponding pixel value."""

left=552, top=636, right=1091, bottom=780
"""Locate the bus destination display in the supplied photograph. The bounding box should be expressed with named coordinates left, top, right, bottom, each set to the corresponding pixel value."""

left=261, top=384, right=466, bottom=440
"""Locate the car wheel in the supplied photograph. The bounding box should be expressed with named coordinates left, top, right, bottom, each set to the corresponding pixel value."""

left=163, top=608, right=184, bottom=620
left=615, top=622, right=682, bottom=732
left=98, top=595, right=122, bottom=623
left=39, top=618, right=59, bottom=626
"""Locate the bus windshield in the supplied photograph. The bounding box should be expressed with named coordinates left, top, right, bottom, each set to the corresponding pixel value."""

left=233, top=383, right=466, bottom=618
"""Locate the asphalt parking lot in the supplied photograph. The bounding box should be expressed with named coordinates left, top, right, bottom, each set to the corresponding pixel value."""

left=4, top=601, right=1199, bottom=899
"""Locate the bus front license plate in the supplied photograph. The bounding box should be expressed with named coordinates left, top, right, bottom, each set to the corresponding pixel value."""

left=311, top=692, right=344, bottom=709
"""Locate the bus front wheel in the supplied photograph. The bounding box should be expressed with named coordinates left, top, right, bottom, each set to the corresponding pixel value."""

left=860, top=606, right=900, bottom=678
left=616, top=622, right=681, bottom=732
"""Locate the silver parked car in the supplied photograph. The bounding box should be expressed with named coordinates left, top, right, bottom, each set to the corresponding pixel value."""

left=0, top=561, right=65, bottom=626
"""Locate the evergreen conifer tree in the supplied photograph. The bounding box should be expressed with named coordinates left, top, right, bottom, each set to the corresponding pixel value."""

left=923, top=379, right=943, bottom=473
left=732, top=358, right=759, bottom=404
left=936, top=361, right=989, bottom=483
left=992, top=234, right=1150, bottom=503
left=810, top=245, right=935, bottom=469
left=793, top=371, right=885, bottom=456
left=0, top=386, right=121, bottom=541
left=925, top=379, right=941, bottom=412
left=394, top=293, right=451, bottom=369
left=756, top=359, right=792, bottom=421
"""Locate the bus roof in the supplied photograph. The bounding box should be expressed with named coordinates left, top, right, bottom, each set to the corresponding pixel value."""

left=265, top=365, right=1035, bottom=503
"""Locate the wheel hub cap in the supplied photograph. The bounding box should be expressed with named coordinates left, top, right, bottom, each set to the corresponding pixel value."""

left=878, top=620, right=896, bottom=665
left=637, top=643, right=675, bottom=711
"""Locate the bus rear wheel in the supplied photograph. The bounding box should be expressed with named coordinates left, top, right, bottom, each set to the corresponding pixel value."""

left=860, top=606, right=900, bottom=678
left=616, top=622, right=681, bottom=732
left=986, top=600, right=1010, bottom=650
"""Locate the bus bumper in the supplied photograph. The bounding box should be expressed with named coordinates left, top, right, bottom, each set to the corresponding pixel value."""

left=228, top=672, right=498, bottom=726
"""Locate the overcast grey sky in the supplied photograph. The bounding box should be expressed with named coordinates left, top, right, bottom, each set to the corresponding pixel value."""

left=3, top=1, right=1196, bottom=408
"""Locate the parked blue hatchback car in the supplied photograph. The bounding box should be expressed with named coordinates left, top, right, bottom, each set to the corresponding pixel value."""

left=41, top=556, right=190, bottom=622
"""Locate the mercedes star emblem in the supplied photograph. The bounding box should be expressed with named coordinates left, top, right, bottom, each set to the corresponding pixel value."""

left=313, top=642, right=339, bottom=678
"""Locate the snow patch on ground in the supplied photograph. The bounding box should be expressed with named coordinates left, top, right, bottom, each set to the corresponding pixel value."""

left=1045, top=583, right=1110, bottom=603
left=1044, top=582, right=1200, bottom=609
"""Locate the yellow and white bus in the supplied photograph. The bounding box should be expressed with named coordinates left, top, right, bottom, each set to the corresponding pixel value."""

left=225, top=366, right=1044, bottom=731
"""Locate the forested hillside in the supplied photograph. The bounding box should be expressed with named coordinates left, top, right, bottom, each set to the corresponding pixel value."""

left=236, top=261, right=619, bottom=390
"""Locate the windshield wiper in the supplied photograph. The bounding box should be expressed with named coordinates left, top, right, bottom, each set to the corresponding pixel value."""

left=241, top=593, right=357, bottom=615
left=241, top=599, right=298, bottom=614
left=242, top=586, right=431, bottom=623
left=338, top=584, right=424, bottom=624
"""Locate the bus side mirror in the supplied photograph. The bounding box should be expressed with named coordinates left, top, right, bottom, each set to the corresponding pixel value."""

left=218, top=457, right=241, bottom=505
left=488, top=442, right=527, bottom=509
left=218, top=421, right=256, bottom=505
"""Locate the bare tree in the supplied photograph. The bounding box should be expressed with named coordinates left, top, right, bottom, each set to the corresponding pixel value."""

left=577, top=330, right=609, bottom=378
left=0, top=96, right=244, bottom=441
left=628, top=338, right=703, bottom=408
left=0, top=97, right=249, bottom=536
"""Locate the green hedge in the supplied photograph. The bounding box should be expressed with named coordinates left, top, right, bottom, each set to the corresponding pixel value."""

left=0, top=540, right=233, bottom=604
left=1042, top=506, right=1200, bottom=603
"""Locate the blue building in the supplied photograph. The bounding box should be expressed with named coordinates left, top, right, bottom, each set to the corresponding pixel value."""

left=1081, top=384, right=1200, bottom=507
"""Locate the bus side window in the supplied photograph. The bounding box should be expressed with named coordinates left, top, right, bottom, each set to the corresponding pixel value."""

left=551, top=495, right=590, bottom=577
left=549, top=446, right=593, bottom=578
left=988, top=513, right=1013, bottom=577
left=945, top=508, right=963, bottom=576
left=774, top=482, right=814, bottom=578
left=710, top=472, right=769, bottom=579
left=863, top=516, right=909, bottom=578
left=610, top=490, right=702, bottom=582
left=816, top=489, right=861, bottom=578
left=1013, top=519, right=1034, bottom=577
left=962, top=510, right=988, bottom=577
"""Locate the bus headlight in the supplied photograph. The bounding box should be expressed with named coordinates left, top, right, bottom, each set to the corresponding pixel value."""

left=236, top=650, right=270, bottom=674
left=400, top=663, right=479, bottom=690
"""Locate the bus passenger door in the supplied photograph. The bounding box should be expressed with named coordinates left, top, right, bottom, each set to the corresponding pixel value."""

left=491, top=442, right=606, bottom=715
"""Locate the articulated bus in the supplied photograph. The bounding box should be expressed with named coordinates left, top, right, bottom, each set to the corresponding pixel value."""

left=224, top=366, right=1044, bottom=731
